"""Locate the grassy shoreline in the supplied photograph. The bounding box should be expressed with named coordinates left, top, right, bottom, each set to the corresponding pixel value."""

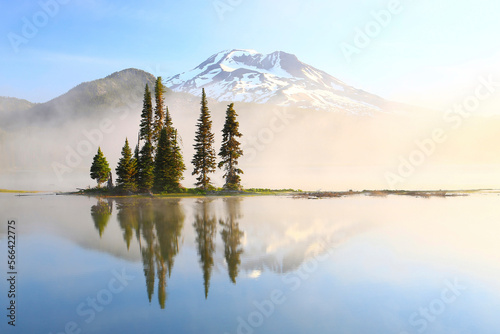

left=3, top=188, right=498, bottom=198
left=59, top=187, right=300, bottom=198
left=61, top=187, right=498, bottom=199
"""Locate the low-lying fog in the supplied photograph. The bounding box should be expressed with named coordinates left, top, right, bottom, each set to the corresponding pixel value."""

left=2, top=94, right=500, bottom=191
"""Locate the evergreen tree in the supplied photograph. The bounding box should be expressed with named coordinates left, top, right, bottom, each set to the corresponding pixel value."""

left=152, top=77, right=166, bottom=149
left=140, top=84, right=153, bottom=144
left=154, top=128, right=172, bottom=192
left=192, top=89, right=216, bottom=190
left=115, top=138, right=137, bottom=192
left=165, top=108, right=186, bottom=191
left=165, top=107, right=173, bottom=136
left=90, top=147, right=111, bottom=187
left=139, top=141, right=154, bottom=192
left=171, top=129, right=186, bottom=189
left=134, top=141, right=140, bottom=186
left=154, top=128, right=185, bottom=193
left=138, top=85, right=154, bottom=192
left=218, top=103, right=244, bottom=190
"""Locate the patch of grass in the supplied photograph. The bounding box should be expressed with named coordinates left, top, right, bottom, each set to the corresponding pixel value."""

left=76, top=187, right=302, bottom=198
left=77, top=187, right=495, bottom=199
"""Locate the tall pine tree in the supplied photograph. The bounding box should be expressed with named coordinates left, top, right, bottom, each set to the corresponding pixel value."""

left=154, top=110, right=186, bottom=193
left=218, top=103, right=243, bottom=190
left=167, top=108, right=185, bottom=190
left=140, top=84, right=153, bottom=144
left=152, top=77, right=166, bottom=149
left=154, top=128, right=172, bottom=192
left=171, top=129, right=185, bottom=189
left=139, top=142, right=155, bottom=192
left=138, top=84, right=154, bottom=192
left=134, top=139, right=140, bottom=187
left=90, top=147, right=111, bottom=187
left=116, top=138, right=137, bottom=192
left=192, top=89, right=216, bottom=190
left=165, top=107, right=173, bottom=137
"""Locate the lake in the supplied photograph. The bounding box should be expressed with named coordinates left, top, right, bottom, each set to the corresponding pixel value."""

left=1, top=193, right=499, bottom=334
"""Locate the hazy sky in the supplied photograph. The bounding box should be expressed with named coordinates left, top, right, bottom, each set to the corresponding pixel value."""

left=1, top=0, right=500, bottom=110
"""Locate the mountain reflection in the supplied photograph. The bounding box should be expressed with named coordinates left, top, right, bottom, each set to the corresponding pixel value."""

left=115, top=198, right=184, bottom=309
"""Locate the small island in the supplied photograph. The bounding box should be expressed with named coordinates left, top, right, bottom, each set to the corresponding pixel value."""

left=86, top=78, right=247, bottom=197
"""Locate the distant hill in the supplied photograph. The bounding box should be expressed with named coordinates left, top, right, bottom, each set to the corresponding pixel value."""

left=33, top=68, right=156, bottom=120
left=0, top=97, right=36, bottom=113
left=3, top=69, right=157, bottom=128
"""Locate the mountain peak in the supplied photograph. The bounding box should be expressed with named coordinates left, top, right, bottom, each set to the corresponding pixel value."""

left=165, top=50, right=387, bottom=114
left=106, top=68, right=154, bottom=79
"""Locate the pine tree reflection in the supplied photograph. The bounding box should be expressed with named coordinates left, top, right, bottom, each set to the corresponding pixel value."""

left=116, top=200, right=139, bottom=250
left=90, top=198, right=113, bottom=238
left=193, top=199, right=217, bottom=299
left=153, top=200, right=184, bottom=308
left=220, top=198, right=244, bottom=284
left=115, top=198, right=184, bottom=309
left=106, top=197, right=247, bottom=304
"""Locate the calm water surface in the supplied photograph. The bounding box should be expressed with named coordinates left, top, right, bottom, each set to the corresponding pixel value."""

left=1, top=193, right=500, bottom=333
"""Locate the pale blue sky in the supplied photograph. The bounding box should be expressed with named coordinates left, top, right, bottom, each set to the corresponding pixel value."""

left=1, top=0, right=499, bottom=109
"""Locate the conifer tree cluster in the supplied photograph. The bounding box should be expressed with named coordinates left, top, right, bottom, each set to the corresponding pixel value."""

left=191, top=90, right=244, bottom=191
left=89, top=82, right=244, bottom=193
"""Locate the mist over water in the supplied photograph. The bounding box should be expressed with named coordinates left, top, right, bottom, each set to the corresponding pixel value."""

left=2, top=90, right=500, bottom=191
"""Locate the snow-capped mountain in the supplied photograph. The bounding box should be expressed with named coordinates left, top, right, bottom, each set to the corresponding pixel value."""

left=165, top=49, right=389, bottom=114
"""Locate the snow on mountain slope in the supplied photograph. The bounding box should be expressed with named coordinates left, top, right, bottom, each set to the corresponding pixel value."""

left=165, top=49, right=389, bottom=114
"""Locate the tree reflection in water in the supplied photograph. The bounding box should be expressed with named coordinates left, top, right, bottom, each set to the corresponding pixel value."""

left=94, top=197, right=246, bottom=307
left=90, top=198, right=113, bottom=238
left=219, top=198, right=244, bottom=284
left=115, top=198, right=184, bottom=309
left=193, top=199, right=217, bottom=299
